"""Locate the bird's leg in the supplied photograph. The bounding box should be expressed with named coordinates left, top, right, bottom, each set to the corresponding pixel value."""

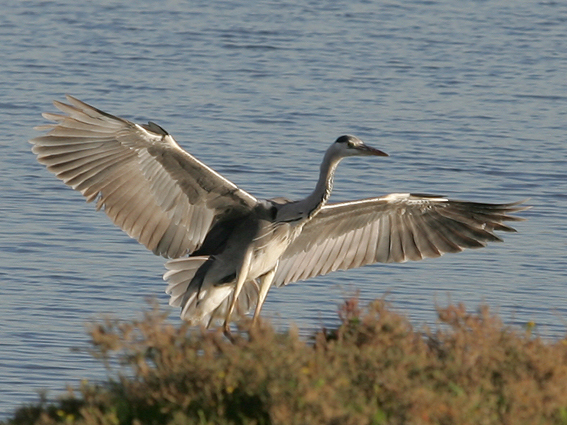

left=223, top=247, right=253, bottom=337
left=251, top=267, right=276, bottom=327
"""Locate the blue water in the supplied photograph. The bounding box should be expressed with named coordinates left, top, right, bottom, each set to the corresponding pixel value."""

left=1, top=0, right=566, bottom=418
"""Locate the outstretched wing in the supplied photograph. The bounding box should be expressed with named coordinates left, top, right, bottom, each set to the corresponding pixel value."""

left=274, top=194, right=527, bottom=286
left=30, top=96, right=257, bottom=258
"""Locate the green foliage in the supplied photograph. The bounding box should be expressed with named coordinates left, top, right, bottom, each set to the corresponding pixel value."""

left=4, top=299, right=567, bottom=425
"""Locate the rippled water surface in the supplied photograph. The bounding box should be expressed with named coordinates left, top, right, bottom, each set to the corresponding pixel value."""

left=1, top=0, right=566, bottom=417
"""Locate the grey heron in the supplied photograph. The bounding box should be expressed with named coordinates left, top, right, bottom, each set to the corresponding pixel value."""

left=31, top=96, right=527, bottom=332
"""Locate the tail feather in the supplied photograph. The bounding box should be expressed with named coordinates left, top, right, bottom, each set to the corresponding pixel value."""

left=164, top=256, right=209, bottom=307
left=163, top=256, right=259, bottom=326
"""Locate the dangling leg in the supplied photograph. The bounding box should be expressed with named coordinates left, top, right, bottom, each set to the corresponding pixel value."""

left=223, top=247, right=253, bottom=336
left=252, top=267, right=276, bottom=326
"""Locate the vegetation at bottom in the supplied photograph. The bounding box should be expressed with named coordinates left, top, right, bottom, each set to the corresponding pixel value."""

left=4, top=298, right=567, bottom=425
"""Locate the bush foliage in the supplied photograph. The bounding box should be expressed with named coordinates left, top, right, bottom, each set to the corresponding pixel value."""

left=5, top=298, right=567, bottom=425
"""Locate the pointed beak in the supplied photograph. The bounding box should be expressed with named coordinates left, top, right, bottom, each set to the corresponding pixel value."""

left=358, top=143, right=388, bottom=157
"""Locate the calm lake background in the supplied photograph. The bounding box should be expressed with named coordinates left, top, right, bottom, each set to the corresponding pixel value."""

left=1, top=0, right=566, bottom=417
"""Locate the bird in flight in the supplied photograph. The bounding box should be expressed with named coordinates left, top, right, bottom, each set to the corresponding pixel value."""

left=31, top=96, right=527, bottom=333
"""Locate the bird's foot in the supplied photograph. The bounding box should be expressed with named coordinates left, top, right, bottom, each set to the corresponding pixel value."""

left=223, top=322, right=236, bottom=343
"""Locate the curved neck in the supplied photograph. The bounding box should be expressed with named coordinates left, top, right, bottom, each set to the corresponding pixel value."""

left=303, top=149, right=341, bottom=218
left=277, top=149, right=342, bottom=222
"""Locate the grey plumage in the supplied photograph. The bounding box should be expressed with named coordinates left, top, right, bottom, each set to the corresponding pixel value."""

left=30, top=96, right=527, bottom=331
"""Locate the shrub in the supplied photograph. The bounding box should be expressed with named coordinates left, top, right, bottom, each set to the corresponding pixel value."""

left=4, top=298, right=567, bottom=425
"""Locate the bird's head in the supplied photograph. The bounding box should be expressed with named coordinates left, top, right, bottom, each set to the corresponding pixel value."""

left=332, top=135, right=388, bottom=158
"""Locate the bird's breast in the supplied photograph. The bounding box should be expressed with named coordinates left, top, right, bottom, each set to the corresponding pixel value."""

left=248, top=220, right=303, bottom=278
